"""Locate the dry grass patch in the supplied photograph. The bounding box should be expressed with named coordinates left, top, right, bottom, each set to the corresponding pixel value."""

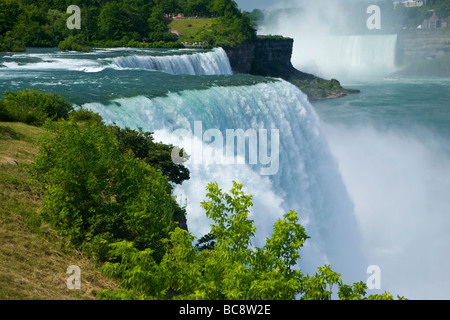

left=0, top=122, right=120, bottom=300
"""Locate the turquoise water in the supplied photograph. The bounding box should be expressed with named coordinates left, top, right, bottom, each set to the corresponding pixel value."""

left=314, top=78, right=450, bottom=139
left=0, top=48, right=269, bottom=104
left=1, top=48, right=450, bottom=299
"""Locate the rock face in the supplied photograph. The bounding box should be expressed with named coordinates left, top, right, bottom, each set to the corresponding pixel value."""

left=250, top=38, right=314, bottom=80
left=396, top=30, right=450, bottom=76
left=397, top=30, right=450, bottom=63
left=224, top=37, right=313, bottom=80
left=224, top=42, right=255, bottom=74
left=224, top=37, right=359, bottom=100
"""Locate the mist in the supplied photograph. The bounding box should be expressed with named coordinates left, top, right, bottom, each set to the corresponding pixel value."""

left=320, top=121, right=450, bottom=299
left=255, top=0, right=450, bottom=299
left=257, top=0, right=400, bottom=81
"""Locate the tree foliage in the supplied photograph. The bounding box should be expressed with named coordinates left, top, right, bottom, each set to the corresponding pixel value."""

left=378, top=0, right=450, bottom=29
left=30, top=119, right=187, bottom=261
left=1, top=89, right=73, bottom=126
left=98, top=181, right=403, bottom=300
left=0, top=0, right=256, bottom=51
left=0, top=88, right=190, bottom=263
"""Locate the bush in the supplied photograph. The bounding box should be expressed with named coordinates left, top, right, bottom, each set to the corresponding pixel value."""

left=69, top=107, right=104, bottom=124
left=58, top=35, right=90, bottom=52
left=146, top=31, right=178, bottom=43
left=30, top=120, right=184, bottom=260
left=2, top=89, right=73, bottom=126
left=112, top=126, right=190, bottom=185
left=0, top=101, right=12, bottom=121
left=0, top=34, right=25, bottom=52
left=98, top=182, right=403, bottom=300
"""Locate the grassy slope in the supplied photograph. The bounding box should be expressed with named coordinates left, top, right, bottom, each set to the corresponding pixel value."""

left=168, top=18, right=212, bottom=38
left=0, top=122, right=120, bottom=300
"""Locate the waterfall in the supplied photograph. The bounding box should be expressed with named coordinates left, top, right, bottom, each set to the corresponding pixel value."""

left=112, top=48, right=233, bottom=75
left=1, top=48, right=233, bottom=75
left=291, top=34, right=399, bottom=81
left=83, top=80, right=367, bottom=282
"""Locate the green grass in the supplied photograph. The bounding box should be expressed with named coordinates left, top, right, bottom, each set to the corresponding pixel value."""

left=0, top=122, right=120, bottom=300
left=168, top=18, right=212, bottom=38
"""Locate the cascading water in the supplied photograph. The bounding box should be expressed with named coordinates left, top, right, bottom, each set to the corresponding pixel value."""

left=290, top=34, right=399, bottom=81
left=84, top=80, right=367, bottom=283
left=112, top=48, right=233, bottom=75
left=1, top=0, right=448, bottom=296
left=1, top=47, right=232, bottom=75
left=313, top=79, right=450, bottom=299
left=3, top=43, right=448, bottom=298
left=257, top=2, right=399, bottom=82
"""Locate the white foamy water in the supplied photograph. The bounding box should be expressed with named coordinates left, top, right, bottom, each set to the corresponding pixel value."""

left=2, top=48, right=233, bottom=75
left=84, top=80, right=367, bottom=283
left=112, top=48, right=233, bottom=75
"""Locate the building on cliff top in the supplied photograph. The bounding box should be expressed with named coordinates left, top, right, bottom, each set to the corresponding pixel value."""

left=422, top=13, right=450, bottom=29
left=441, top=16, right=450, bottom=28
left=394, top=0, right=424, bottom=9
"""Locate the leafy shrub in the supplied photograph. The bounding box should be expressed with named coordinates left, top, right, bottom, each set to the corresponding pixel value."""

left=58, top=35, right=90, bottom=52
left=257, top=35, right=292, bottom=40
left=146, top=31, right=178, bottom=43
left=30, top=120, right=184, bottom=260
left=98, top=182, right=404, bottom=300
left=2, top=89, right=73, bottom=126
left=69, top=107, right=104, bottom=124
left=126, top=40, right=141, bottom=48
left=0, top=34, right=25, bottom=52
left=0, top=101, right=12, bottom=121
left=0, top=124, right=23, bottom=140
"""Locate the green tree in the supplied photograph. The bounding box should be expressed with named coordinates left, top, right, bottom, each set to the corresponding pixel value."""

left=210, top=11, right=256, bottom=47
left=120, top=0, right=150, bottom=39
left=0, top=0, right=257, bottom=50
left=0, top=0, right=22, bottom=36
left=58, top=34, right=90, bottom=52
left=98, top=2, right=129, bottom=41
left=154, top=0, right=180, bottom=14
left=433, top=0, right=450, bottom=17
left=0, top=100, right=11, bottom=121
left=111, top=126, right=190, bottom=185
left=0, top=32, right=24, bottom=51
left=12, top=4, right=55, bottom=47
left=246, top=9, right=264, bottom=23
left=44, top=9, right=69, bottom=43
left=148, top=6, right=168, bottom=34
left=98, top=181, right=403, bottom=300
left=30, top=120, right=184, bottom=261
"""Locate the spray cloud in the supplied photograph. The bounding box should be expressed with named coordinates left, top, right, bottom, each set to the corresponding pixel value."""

left=258, top=0, right=399, bottom=81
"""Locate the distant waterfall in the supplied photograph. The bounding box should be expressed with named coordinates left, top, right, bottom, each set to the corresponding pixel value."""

left=291, top=34, right=398, bottom=81
left=112, top=48, right=233, bottom=75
